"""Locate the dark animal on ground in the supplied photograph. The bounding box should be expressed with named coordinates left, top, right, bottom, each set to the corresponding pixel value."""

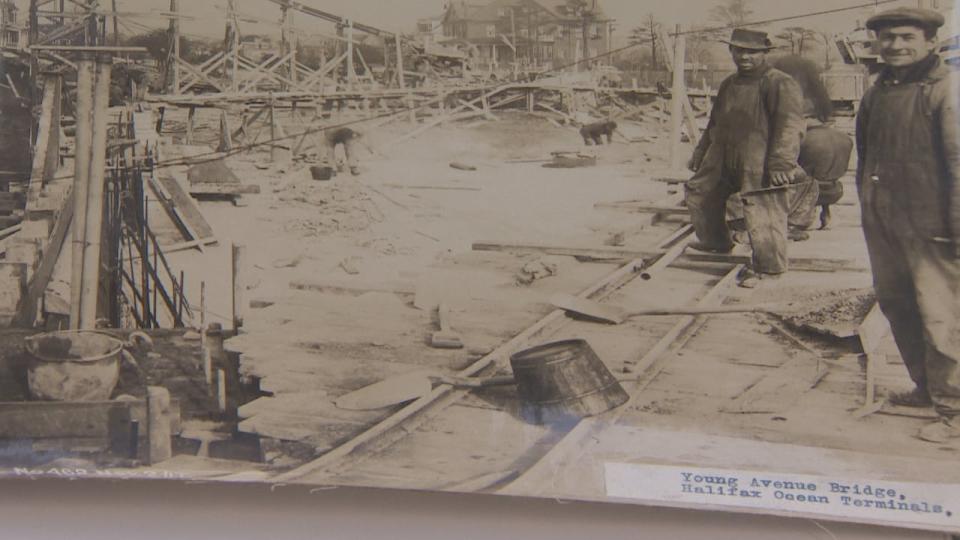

left=580, top=121, right=618, bottom=145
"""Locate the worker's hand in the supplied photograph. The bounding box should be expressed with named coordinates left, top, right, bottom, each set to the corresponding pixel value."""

left=770, top=170, right=794, bottom=187
left=687, top=157, right=702, bottom=173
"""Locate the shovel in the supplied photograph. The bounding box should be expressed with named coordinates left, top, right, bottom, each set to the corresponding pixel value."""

left=334, top=372, right=516, bottom=411
left=549, top=293, right=773, bottom=325
left=430, top=302, right=464, bottom=349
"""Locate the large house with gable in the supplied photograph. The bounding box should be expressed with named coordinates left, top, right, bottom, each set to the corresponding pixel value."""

left=438, top=0, right=614, bottom=72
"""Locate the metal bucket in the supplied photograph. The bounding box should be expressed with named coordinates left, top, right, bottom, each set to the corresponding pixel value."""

left=509, top=339, right=628, bottom=425
left=24, top=331, right=124, bottom=402
left=310, top=165, right=334, bottom=181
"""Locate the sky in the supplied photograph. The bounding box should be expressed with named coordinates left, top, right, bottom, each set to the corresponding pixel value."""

left=13, top=0, right=957, bottom=41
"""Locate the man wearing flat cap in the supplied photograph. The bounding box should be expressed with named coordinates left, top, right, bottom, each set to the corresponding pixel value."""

left=685, top=28, right=806, bottom=288
left=856, top=7, right=960, bottom=443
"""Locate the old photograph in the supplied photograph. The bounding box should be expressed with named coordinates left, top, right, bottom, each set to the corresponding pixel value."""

left=0, top=0, right=957, bottom=533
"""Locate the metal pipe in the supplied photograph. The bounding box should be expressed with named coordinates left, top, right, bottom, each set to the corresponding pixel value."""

left=69, top=56, right=95, bottom=329
left=79, top=56, right=111, bottom=329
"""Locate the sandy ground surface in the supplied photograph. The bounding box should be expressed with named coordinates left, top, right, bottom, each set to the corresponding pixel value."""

left=122, top=109, right=959, bottom=509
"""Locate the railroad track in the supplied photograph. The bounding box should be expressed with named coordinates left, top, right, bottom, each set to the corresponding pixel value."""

left=271, top=224, right=749, bottom=486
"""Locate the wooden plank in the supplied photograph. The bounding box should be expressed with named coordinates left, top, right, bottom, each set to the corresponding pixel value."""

left=156, top=175, right=215, bottom=240
left=14, top=189, right=74, bottom=327
left=188, top=183, right=261, bottom=196
left=721, top=354, right=829, bottom=414
left=146, top=175, right=203, bottom=248
left=289, top=279, right=415, bottom=298
left=854, top=303, right=889, bottom=415
left=857, top=302, right=889, bottom=354
left=472, top=241, right=658, bottom=262
left=0, top=399, right=180, bottom=440
left=594, top=202, right=689, bottom=215
left=683, top=252, right=867, bottom=273
left=238, top=411, right=366, bottom=450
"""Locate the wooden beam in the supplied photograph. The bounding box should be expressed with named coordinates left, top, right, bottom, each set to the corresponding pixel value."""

left=188, top=183, right=260, bottom=196
left=0, top=398, right=180, bottom=440
left=682, top=252, right=869, bottom=273
left=14, top=189, right=74, bottom=328
left=594, top=202, right=689, bottom=215
left=472, top=241, right=658, bottom=262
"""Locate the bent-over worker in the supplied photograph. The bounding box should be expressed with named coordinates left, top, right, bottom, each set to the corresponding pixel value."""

left=323, top=126, right=363, bottom=176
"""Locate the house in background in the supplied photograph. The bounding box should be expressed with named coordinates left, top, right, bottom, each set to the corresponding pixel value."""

left=0, top=1, right=27, bottom=51
left=438, top=0, right=614, bottom=73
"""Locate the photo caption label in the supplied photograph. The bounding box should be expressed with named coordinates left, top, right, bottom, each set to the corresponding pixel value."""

left=605, top=463, right=959, bottom=530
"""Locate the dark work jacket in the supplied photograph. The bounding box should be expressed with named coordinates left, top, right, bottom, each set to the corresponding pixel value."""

left=856, top=56, right=960, bottom=240
left=800, top=122, right=853, bottom=183
left=692, top=64, right=805, bottom=191
left=326, top=127, right=358, bottom=144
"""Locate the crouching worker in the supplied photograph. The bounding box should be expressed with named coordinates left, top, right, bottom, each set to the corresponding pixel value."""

left=580, top=120, right=617, bottom=146
left=323, top=126, right=363, bottom=176
left=802, top=121, right=854, bottom=229
left=770, top=55, right=854, bottom=230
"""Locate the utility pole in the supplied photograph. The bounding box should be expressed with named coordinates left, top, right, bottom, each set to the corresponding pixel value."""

left=669, top=25, right=686, bottom=171
left=649, top=16, right=658, bottom=69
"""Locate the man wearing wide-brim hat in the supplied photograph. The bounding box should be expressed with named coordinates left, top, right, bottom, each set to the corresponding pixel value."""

left=685, top=28, right=806, bottom=288
left=855, top=7, right=960, bottom=443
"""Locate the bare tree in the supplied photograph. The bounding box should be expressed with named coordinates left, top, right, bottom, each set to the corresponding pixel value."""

left=563, top=0, right=597, bottom=71
left=686, top=25, right=715, bottom=73
left=817, top=30, right=835, bottom=70
left=776, top=26, right=818, bottom=56
left=644, top=13, right=661, bottom=69
left=709, top=0, right=754, bottom=29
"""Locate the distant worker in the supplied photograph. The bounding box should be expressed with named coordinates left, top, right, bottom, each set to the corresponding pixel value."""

left=855, top=8, right=960, bottom=443
left=580, top=120, right=618, bottom=146
left=323, top=126, right=363, bottom=176
left=685, top=29, right=806, bottom=288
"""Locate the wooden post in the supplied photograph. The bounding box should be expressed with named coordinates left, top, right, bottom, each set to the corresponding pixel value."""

left=78, top=57, right=111, bottom=329
left=69, top=57, right=95, bottom=330
left=346, top=19, right=355, bottom=86
left=527, top=89, right=534, bottom=112
left=229, top=0, right=239, bottom=92
left=669, top=25, right=686, bottom=171
left=146, top=386, right=172, bottom=464
left=185, top=105, right=196, bottom=144
left=280, top=5, right=288, bottom=89
left=203, top=322, right=223, bottom=388
left=169, top=0, right=180, bottom=94
left=231, top=243, right=245, bottom=331
left=217, top=110, right=233, bottom=152
left=216, top=368, right=227, bottom=413
left=199, top=281, right=206, bottom=327
left=394, top=35, right=405, bottom=89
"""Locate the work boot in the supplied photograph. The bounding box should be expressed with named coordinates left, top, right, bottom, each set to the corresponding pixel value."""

left=788, top=229, right=810, bottom=242
left=819, top=205, right=831, bottom=230
left=917, top=417, right=960, bottom=443
left=736, top=268, right=781, bottom=289
left=887, top=387, right=933, bottom=408
left=350, top=167, right=361, bottom=176
left=688, top=241, right=734, bottom=254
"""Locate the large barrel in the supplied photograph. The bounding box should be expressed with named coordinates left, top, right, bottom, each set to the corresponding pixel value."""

left=24, top=331, right=124, bottom=401
left=509, top=339, right=628, bottom=425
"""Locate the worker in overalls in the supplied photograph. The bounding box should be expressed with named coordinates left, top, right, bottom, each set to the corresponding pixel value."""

left=685, top=29, right=806, bottom=288
left=856, top=8, right=960, bottom=443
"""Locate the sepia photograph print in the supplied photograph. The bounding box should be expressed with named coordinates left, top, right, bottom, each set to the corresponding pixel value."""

left=0, top=0, right=957, bottom=533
